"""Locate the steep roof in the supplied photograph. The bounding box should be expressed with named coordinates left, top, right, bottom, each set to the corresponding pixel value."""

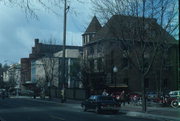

left=85, top=16, right=102, bottom=33
left=90, top=15, right=177, bottom=44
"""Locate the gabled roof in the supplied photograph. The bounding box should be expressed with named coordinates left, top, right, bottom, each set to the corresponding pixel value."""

left=89, top=15, right=177, bottom=44
left=84, top=16, right=102, bottom=34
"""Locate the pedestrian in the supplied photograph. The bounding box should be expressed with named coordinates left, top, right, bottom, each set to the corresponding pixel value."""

left=133, top=95, right=138, bottom=105
left=102, top=89, right=109, bottom=96
left=120, top=90, right=125, bottom=106
left=125, top=93, right=130, bottom=104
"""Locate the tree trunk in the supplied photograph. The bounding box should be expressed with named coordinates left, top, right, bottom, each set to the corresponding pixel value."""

left=141, top=73, right=147, bottom=112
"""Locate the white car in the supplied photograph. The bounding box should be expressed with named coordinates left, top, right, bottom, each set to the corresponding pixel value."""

left=169, top=90, right=180, bottom=98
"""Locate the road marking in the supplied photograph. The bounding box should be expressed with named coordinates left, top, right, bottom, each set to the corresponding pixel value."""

left=50, top=115, right=65, bottom=120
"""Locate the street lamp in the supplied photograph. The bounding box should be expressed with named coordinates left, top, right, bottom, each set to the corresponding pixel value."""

left=113, top=66, right=118, bottom=88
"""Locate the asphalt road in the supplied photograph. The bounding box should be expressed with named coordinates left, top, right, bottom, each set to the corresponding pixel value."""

left=0, top=97, right=159, bottom=121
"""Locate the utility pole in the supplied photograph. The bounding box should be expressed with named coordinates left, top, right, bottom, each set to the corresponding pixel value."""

left=141, top=0, right=147, bottom=112
left=61, top=0, right=69, bottom=103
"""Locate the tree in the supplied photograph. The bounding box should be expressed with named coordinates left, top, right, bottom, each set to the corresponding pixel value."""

left=90, top=0, right=178, bottom=112
left=1, top=0, right=84, bottom=19
left=79, top=59, right=92, bottom=97
left=1, top=0, right=63, bottom=19
left=0, top=64, right=11, bottom=89
left=0, top=63, right=3, bottom=88
left=36, top=39, right=59, bottom=99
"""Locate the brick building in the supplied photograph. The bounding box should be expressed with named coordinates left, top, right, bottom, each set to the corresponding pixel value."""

left=82, top=15, right=179, bottom=93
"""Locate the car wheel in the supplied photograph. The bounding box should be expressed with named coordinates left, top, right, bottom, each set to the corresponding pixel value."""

left=171, top=100, right=179, bottom=108
left=95, top=106, right=101, bottom=114
left=82, top=105, right=87, bottom=112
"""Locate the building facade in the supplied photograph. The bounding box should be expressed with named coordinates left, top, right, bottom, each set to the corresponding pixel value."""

left=82, top=15, right=179, bottom=93
left=29, top=48, right=82, bottom=98
left=21, top=38, right=82, bottom=89
left=3, top=64, right=21, bottom=94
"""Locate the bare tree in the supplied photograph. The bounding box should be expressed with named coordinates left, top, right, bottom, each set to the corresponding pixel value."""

left=1, top=0, right=84, bottom=19
left=79, top=59, right=94, bottom=97
left=90, top=0, right=178, bottom=112
left=36, top=38, right=59, bottom=99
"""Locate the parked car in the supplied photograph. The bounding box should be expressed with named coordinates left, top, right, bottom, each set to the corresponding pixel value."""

left=169, top=90, right=180, bottom=98
left=146, top=91, right=158, bottom=100
left=129, top=92, right=142, bottom=99
left=81, top=95, right=120, bottom=113
left=166, top=90, right=180, bottom=105
left=153, top=91, right=180, bottom=106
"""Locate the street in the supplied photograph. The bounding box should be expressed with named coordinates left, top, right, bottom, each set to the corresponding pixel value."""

left=0, top=97, right=159, bottom=121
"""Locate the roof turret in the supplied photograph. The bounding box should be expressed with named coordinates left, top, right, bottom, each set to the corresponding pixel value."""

left=85, top=16, right=102, bottom=33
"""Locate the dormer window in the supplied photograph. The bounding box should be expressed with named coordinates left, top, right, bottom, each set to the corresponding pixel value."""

left=83, top=34, right=92, bottom=45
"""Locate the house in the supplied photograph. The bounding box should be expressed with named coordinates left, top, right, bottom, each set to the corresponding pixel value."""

left=3, top=64, right=21, bottom=95
left=82, top=15, right=179, bottom=93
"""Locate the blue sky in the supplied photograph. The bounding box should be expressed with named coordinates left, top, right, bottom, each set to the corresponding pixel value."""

left=0, top=0, right=93, bottom=64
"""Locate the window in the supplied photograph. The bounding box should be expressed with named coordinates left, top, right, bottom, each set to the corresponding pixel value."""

left=89, top=47, right=94, bottom=54
left=84, top=35, right=87, bottom=44
left=94, top=59, right=98, bottom=71
left=97, top=43, right=103, bottom=53
left=163, top=79, right=168, bottom=88
left=89, top=59, right=94, bottom=71
left=123, top=78, right=129, bottom=85
left=97, top=58, right=102, bottom=71
left=122, top=58, right=128, bottom=67
left=145, top=78, right=149, bottom=88
left=83, top=36, right=85, bottom=45
left=86, top=35, right=89, bottom=43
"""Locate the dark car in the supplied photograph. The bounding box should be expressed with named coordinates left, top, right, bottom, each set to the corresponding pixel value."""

left=146, top=91, right=158, bottom=100
left=81, top=95, right=120, bottom=113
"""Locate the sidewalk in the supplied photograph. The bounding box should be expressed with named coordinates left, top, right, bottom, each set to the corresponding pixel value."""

left=14, top=96, right=180, bottom=121
left=120, top=104, right=180, bottom=121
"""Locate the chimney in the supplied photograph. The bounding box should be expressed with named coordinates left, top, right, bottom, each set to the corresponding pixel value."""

left=34, top=38, right=39, bottom=45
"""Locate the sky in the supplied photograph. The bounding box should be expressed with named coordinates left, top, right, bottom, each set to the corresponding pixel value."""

left=0, top=0, right=93, bottom=65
